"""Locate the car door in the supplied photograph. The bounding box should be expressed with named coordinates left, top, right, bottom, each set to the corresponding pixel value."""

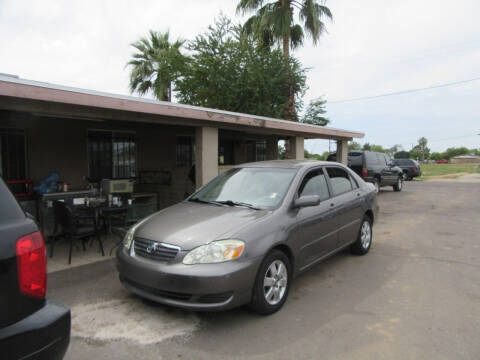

left=377, top=153, right=394, bottom=185
left=325, top=166, right=364, bottom=248
left=295, top=167, right=339, bottom=270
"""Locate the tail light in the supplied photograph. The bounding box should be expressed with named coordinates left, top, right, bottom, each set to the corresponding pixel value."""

left=412, top=166, right=417, bottom=170
left=16, top=231, right=47, bottom=298
left=362, top=167, right=368, bottom=178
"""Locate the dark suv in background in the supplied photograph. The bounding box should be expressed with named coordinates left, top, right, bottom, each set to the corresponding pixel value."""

left=0, top=178, right=70, bottom=359
left=393, top=158, right=421, bottom=180
left=328, top=151, right=404, bottom=193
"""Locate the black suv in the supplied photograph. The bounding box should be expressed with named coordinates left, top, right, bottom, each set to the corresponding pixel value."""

left=328, top=151, right=404, bottom=192
left=393, top=158, right=422, bottom=180
left=0, top=178, right=70, bottom=359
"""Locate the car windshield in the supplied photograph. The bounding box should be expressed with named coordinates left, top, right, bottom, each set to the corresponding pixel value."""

left=189, top=167, right=297, bottom=209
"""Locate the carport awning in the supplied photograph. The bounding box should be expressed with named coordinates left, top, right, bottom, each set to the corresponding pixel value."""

left=0, top=75, right=364, bottom=141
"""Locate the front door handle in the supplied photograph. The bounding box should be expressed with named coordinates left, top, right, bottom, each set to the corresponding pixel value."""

left=330, top=203, right=335, bottom=207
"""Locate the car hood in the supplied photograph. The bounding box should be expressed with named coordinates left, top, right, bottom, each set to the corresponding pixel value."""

left=134, top=201, right=271, bottom=250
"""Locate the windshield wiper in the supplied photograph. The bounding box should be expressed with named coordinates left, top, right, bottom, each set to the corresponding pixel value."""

left=215, top=200, right=260, bottom=210
left=188, top=198, right=222, bottom=206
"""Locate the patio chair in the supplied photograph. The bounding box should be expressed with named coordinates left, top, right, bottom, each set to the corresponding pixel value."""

left=52, top=201, right=105, bottom=264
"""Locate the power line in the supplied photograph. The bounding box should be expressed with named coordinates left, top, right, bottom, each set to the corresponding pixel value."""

left=328, top=76, right=480, bottom=104
left=428, top=134, right=480, bottom=143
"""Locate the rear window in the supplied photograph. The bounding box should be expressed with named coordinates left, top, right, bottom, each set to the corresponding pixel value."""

left=347, top=152, right=363, bottom=166
left=0, top=178, right=25, bottom=222
left=394, top=159, right=412, bottom=166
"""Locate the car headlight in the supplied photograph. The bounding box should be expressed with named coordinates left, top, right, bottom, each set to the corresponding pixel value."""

left=183, top=239, right=245, bottom=265
left=123, top=227, right=135, bottom=250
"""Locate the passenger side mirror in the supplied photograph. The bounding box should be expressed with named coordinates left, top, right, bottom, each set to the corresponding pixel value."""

left=294, top=195, right=320, bottom=208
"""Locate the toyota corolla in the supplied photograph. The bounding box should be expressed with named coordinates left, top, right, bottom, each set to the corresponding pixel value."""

left=117, top=160, right=378, bottom=314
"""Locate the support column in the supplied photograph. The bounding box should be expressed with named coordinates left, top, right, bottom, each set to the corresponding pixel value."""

left=195, top=127, right=218, bottom=188
left=336, top=139, right=348, bottom=165
left=266, top=136, right=279, bottom=160
left=286, top=136, right=304, bottom=160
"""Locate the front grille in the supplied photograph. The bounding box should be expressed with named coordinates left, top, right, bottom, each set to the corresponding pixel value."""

left=124, top=278, right=192, bottom=301
left=197, top=292, right=233, bottom=304
left=133, top=237, right=179, bottom=262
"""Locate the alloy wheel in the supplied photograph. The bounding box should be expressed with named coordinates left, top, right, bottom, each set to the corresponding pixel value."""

left=360, top=221, right=372, bottom=249
left=263, top=260, right=288, bottom=305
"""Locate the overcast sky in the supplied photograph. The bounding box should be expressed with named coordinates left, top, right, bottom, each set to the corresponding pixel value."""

left=1, top=0, right=479, bottom=154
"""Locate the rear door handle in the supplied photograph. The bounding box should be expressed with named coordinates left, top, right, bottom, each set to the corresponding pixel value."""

left=330, top=203, right=335, bottom=207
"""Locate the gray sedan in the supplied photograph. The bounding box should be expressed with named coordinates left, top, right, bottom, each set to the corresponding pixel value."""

left=117, top=160, right=378, bottom=314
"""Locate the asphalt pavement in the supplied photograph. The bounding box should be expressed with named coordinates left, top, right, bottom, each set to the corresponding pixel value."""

left=49, top=179, right=480, bottom=360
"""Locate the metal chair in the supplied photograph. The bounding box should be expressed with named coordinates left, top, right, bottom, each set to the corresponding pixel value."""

left=52, top=201, right=105, bottom=264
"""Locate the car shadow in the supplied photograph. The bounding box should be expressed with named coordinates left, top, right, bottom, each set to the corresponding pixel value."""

left=177, top=241, right=409, bottom=357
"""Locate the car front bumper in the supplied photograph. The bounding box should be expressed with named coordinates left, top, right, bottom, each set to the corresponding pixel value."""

left=116, top=247, right=263, bottom=311
left=0, top=301, right=70, bottom=360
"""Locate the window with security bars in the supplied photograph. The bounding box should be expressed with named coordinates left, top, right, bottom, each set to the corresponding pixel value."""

left=246, top=140, right=267, bottom=162
left=87, top=130, right=136, bottom=181
left=0, top=128, right=27, bottom=180
left=255, top=140, right=267, bottom=161
left=176, top=136, right=194, bottom=167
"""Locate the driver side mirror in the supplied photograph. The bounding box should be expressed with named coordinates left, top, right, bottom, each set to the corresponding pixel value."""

left=294, top=195, right=320, bottom=208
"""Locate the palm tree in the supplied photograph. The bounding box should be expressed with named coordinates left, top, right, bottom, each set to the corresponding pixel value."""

left=127, top=30, right=186, bottom=101
left=237, top=0, right=332, bottom=120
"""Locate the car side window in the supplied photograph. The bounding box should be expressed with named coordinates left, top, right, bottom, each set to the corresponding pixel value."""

left=365, top=151, right=378, bottom=165
left=376, top=153, right=386, bottom=165
left=298, top=169, right=330, bottom=201
left=349, top=173, right=359, bottom=189
left=326, top=167, right=353, bottom=196
left=384, top=154, right=392, bottom=164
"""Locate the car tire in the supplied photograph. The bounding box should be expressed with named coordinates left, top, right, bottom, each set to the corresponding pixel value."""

left=393, top=176, right=403, bottom=192
left=402, top=172, right=408, bottom=181
left=351, top=216, right=373, bottom=255
left=249, top=250, right=291, bottom=315
left=373, top=179, right=380, bottom=193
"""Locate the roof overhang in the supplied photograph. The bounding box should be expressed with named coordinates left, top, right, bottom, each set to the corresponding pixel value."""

left=0, top=75, right=364, bottom=141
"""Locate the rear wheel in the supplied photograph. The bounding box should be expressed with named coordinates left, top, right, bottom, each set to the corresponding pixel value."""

left=373, top=179, right=380, bottom=193
left=402, top=172, right=408, bottom=181
left=351, top=216, right=372, bottom=255
left=249, top=250, right=291, bottom=315
left=393, top=176, right=403, bottom=192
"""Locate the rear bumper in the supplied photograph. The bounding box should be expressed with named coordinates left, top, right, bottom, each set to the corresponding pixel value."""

left=0, top=301, right=70, bottom=360
left=404, top=168, right=421, bottom=177
left=116, top=247, right=262, bottom=311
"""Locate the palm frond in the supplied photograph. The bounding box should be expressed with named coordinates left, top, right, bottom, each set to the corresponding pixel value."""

left=236, top=0, right=265, bottom=14
left=290, top=24, right=304, bottom=49
left=127, top=29, right=186, bottom=100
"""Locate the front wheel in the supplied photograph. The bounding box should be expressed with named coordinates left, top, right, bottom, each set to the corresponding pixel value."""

left=249, top=250, right=291, bottom=315
left=351, top=216, right=373, bottom=255
left=393, top=176, right=403, bottom=192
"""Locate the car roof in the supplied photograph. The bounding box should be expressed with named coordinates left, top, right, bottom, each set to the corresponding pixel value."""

left=235, top=160, right=341, bottom=169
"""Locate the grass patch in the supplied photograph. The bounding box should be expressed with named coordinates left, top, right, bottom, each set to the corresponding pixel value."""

left=418, top=163, right=480, bottom=180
